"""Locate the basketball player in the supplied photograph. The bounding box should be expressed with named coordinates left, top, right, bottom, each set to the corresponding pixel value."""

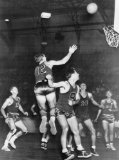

left=95, top=90, right=118, bottom=150
left=34, top=45, right=77, bottom=135
left=47, top=68, right=91, bottom=160
left=74, top=83, right=101, bottom=156
left=1, top=86, right=28, bottom=151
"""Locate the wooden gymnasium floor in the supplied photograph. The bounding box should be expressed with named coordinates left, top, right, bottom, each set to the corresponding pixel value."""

left=0, top=116, right=119, bottom=160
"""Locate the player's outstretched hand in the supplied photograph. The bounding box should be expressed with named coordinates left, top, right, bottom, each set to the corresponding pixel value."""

left=69, top=45, right=77, bottom=54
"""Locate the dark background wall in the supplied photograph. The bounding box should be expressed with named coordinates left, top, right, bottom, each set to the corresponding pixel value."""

left=0, top=9, right=119, bottom=109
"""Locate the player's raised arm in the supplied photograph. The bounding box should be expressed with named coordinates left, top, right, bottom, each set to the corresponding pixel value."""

left=49, top=45, right=77, bottom=66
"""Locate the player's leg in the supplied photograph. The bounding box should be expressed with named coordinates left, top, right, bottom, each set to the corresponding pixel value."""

left=84, top=119, right=99, bottom=156
left=109, top=122, right=116, bottom=150
left=68, top=116, right=91, bottom=158
left=102, top=120, right=110, bottom=149
left=46, top=92, right=57, bottom=135
left=57, top=114, right=74, bottom=160
left=36, top=94, right=47, bottom=133
left=9, top=119, right=28, bottom=149
left=1, top=118, right=16, bottom=151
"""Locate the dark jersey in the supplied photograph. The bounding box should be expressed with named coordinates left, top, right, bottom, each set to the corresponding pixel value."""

left=35, top=63, right=52, bottom=84
left=75, top=92, right=90, bottom=117
left=6, top=96, right=20, bottom=114
left=102, top=99, right=115, bottom=116
left=101, top=99, right=116, bottom=122
left=56, top=83, right=78, bottom=113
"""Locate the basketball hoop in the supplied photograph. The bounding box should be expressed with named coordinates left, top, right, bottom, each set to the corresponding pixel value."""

left=103, top=25, right=119, bottom=48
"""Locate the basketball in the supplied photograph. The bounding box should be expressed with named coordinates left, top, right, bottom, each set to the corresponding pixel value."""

left=87, top=3, right=98, bottom=14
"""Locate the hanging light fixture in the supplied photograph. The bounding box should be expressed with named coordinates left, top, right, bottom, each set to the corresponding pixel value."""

left=41, top=12, right=51, bottom=18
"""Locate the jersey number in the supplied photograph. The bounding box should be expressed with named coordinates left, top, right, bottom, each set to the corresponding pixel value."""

left=69, top=92, right=76, bottom=101
left=38, top=64, right=46, bottom=74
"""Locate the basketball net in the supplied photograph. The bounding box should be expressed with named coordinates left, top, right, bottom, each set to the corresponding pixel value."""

left=103, top=0, right=119, bottom=48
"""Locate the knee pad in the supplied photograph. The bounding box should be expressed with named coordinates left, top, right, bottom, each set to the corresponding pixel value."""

left=40, top=109, right=47, bottom=117
left=50, top=107, right=56, bottom=116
